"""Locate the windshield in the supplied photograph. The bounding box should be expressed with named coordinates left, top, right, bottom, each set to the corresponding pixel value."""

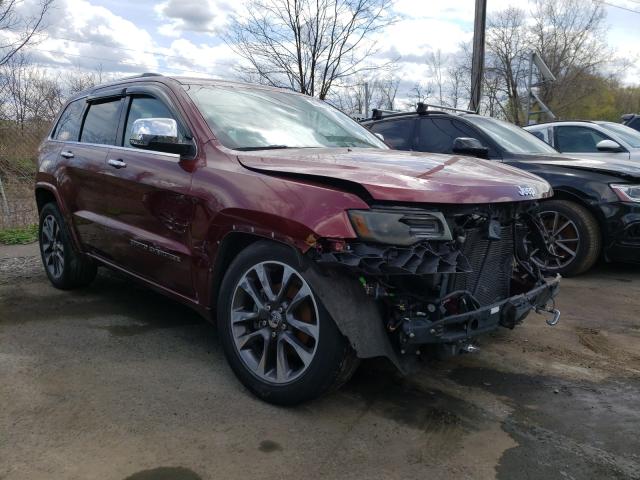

left=465, top=115, right=558, bottom=154
left=599, top=122, right=640, bottom=148
left=185, top=84, right=387, bottom=151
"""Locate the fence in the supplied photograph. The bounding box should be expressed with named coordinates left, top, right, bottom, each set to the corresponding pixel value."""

left=0, top=123, right=49, bottom=229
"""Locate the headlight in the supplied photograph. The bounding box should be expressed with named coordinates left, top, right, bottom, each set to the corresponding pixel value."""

left=611, top=184, right=640, bottom=203
left=348, top=208, right=452, bottom=245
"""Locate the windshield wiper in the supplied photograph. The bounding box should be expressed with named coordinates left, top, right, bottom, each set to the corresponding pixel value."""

left=235, top=145, right=291, bottom=151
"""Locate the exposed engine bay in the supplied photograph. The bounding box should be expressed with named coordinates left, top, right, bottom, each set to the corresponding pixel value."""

left=308, top=201, right=561, bottom=370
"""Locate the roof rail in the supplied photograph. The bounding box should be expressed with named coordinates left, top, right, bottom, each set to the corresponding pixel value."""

left=417, top=102, right=476, bottom=114
left=120, top=72, right=164, bottom=80
left=366, top=103, right=474, bottom=122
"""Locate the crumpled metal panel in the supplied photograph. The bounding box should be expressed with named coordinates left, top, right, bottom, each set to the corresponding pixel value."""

left=316, top=241, right=472, bottom=274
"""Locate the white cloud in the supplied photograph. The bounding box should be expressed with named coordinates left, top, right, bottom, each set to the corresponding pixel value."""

left=22, top=0, right=160, bottom=74
left=162, top=38, right=240, bottom=78
left=155, top=0, right=240, bottom=37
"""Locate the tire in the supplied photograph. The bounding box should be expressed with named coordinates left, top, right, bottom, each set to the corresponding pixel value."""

left=39, top=202, right=97, bottom=289
left=217, top=240, right=357, bottom=405
left=529, top=199, right=601, bottom=277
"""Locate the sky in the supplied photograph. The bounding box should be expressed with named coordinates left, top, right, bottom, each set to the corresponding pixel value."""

left=12, top=0, right=640, bottom=93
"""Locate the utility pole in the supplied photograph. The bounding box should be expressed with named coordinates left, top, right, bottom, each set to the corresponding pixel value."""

left=469, top=0, right=487, bottom=113
left=364, top=82, right=370, bottom=118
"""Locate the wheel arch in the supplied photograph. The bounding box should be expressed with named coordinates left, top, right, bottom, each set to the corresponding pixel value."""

left=207, top=232, right=303, bottom=317
left=542, top=188, right=604, bottom=243
left=34, top=182, right=83, bottom=252
left=35, top=187, right=57, bottom=213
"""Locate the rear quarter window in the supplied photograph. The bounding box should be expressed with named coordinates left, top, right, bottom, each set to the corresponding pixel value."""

left=53, top=99, right=85, bottom=141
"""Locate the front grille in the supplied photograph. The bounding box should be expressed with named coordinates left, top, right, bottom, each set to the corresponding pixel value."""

left=452, top=226, right=514, bottom=306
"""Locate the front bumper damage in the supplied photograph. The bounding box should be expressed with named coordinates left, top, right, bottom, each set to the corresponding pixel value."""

left=305, top=204, right=561, bottom=372
left=400, top=275, right=560, bottom=346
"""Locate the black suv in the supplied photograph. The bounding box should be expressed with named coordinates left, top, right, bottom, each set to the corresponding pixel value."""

left=622, top=114, right=640, bottom=133
left=362, top=106, right=640, bottom=276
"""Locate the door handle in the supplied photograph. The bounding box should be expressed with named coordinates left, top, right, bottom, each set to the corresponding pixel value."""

left=107, top=159, right=127, bottom=169
left=60, top=151, right=74, bottom=158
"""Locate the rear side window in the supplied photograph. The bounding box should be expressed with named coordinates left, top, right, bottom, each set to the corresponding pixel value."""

left=80, top=99, right=122, bottom=145
left=123, top=96, right=177, bottom=146
left=555, top=126, right=608, bottom=153
left=416, top=118, right=479, bottom=153
left=368, top=119, right=415, bottom=150
left=53, top=100, right=85, bottom=141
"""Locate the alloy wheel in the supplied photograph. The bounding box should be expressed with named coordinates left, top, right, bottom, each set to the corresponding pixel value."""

left=525, top=210, right=580, bottom=271
left=230, top=261, right=320, bottom=384
left=41, top=214, right=64, bottom=279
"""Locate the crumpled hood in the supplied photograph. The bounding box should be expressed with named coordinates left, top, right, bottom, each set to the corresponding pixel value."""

left=238, top=148, right=552, bottom=204
left=511, top=153, right=640, bottom=179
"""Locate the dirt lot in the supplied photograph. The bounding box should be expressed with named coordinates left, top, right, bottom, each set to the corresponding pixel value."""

left=1, top=243, right=639, bottom=480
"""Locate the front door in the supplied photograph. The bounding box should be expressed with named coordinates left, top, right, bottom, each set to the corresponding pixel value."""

left=99, top=92, right=196, bottom=298
left=554, top=125, right=630, bottom=160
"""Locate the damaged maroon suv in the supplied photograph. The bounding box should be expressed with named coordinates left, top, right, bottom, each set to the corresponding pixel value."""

left=36, top=74, right=560, bottom=405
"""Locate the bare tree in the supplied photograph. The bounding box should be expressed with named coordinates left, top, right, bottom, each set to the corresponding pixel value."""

left=226, top=0, right=395, bottom=99
left=485, top=7, right=529, bottom=124
left=404, top=82, right=432, bottom=110
left=0, top=53, right=63, bottom=126
left=377, top=76, right=399, bottom=110
left=65, top=65, right=107, bottom=94
left=531, top=0, right=609, bottom=115
left=447, top=63, right=467, bottom=110
left=426, top=49, right=447, bottom=106
left=330, top=74, right=399, bottom=116
left=0, top=0, right=54, bottom=66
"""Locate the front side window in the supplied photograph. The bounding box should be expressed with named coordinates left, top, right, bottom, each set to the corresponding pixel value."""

left=598, top=122, right=640, bottom=148
left=369, top=119, right=415, bottom=150
left=124, top=96, right=179, bottom=146
left=465, top=115, right=558, bottom=154
left=416, top=118, right=480, bottom=153
left=185, top=84, right=387, bottom=150
left=54, top=99, right=85, bottom=141
left=555, top=126, right=609, bottom=153
left=80, top=99, right=122, bottom=145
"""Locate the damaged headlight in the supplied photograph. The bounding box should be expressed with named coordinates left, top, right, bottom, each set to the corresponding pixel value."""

left=348, top=208, right=453, bottom=245
left=611, top=184, right=640, bottom=203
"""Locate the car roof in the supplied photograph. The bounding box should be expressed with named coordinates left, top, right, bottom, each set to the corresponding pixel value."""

left=66, top=73, right=305, bottom=102
left=525, top=120, right=618, bottom=129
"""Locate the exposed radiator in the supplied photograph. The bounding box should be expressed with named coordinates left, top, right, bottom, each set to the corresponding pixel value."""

left=452, top=226, right=514, bottom=306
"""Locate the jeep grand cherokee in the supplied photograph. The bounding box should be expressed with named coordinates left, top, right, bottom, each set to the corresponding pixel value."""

left=36, top=74, right=560, bottom=405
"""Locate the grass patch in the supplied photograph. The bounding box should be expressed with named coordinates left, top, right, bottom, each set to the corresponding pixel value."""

left=0, top=224, right=38, bottom=245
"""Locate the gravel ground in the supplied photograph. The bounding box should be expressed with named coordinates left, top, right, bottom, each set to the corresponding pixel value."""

left=1, top=243, right=639, bottom=480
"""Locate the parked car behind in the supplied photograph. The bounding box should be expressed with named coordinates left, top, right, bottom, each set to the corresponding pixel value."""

left=36, top=75, right=560, bottom=405
left=363, top=107, right=640, bottom=276
left=525, top=120, right=640, bottom=161
left=622, top=113, right=640, bottom=133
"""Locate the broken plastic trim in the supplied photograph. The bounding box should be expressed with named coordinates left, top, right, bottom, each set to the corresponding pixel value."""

left=315, top=240, right=472, bottom=275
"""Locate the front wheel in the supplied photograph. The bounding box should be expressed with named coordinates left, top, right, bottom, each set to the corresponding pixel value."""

left=217, top=241, right=357, bottom=405
left=524, top=200, right=601, bottom=277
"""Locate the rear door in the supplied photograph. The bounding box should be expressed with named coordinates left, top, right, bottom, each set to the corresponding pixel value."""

left=99, top=86, right=196, bottom=298
left=62, top=92, right=126, bottom=256
left=367, top=118, right=417, bottom=150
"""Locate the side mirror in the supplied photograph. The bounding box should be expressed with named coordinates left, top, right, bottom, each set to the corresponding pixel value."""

left=374, top=132, right=384, bottom=141
left=596, top=139, right=624, bottom=153
left=452, top=137, right=489, bottom=159
left=129, top=118, right=192, bottom=155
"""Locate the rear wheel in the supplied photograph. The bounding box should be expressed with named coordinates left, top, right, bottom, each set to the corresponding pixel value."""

left=39, top=203, right=97, bottom=289
left=217, top=241, right=357, bottom=405
left=524, top=200, right=601, bottom=277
